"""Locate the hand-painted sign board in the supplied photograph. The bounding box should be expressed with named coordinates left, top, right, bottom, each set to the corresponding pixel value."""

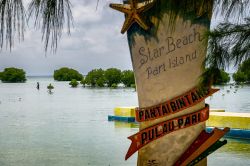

left=126, top=104, right=210, bottom=160
left=109, top=0, right=229, bottom=166
left=135, top=87, right=218, bottom=122
left=126, top=5, right=212, bottom=166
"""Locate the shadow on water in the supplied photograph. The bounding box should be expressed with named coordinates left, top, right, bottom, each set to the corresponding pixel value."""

left=0, top=77, right=249, bottom=166
left=219, top=138, right=250, bottom=155
left=112, top=121, right=250, bottom=158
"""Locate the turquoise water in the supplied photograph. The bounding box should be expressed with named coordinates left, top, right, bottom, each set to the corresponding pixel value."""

left=0, top=77, right=249, bottom=166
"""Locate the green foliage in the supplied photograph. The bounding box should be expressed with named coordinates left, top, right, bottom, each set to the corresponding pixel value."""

left=233, top=58, right=250, bottom=83
left=238, top=58, right=250, bottom=81
left=84, top=68, right=134, bottom=88
left=204, top=17, right=250, bottom=86
left=239, top=58, right=250, bottom=73
left=47, top=83, right=54, bottom=94
left=69, top=79, right=79, bottom=88
left=214, top=69, right=230, bottom=85
left=0, top=67, right=26, bottom=83
left=96, top=77, right=105, bottom=87
left=54, top=67, right=82, bottom=81
left=80, top=77, right=86, bottom=87
left=130, top=84, right=136, bottom=91
left=130, top=84, right=136, bottom=88
left=202, top=68, right=230, bottom=85
left=111, top=83, right=118, bottom=88
left=206, top=18, right=250, bottom=67
left=85, top=69, right=105, bottom=87
left=0, top=72, right=2, bottom=80
left=121, top=70, right=135, bottom=87
left=233, top=71, right=247, bottom=83
left=47, top=83, right=54, bottom=90
left=104, top=68, right=121, bottom=87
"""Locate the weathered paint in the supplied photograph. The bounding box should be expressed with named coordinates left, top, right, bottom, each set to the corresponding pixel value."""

left=207, top=112, right=250, bottom=130
left=114, top=107, right=136, bottom=117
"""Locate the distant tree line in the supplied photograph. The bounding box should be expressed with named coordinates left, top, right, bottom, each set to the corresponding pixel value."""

left=233, top=59, right=250, bottom=83
left=53, top=66, right=247, bottom=86
left=82, top=68, right=135, bottom=88
left=215, top=69, right=230, bottom=85
left=54, top=67, right=82, bottom=81
left=0, top=67, right=26, bottom=83
left=204, top=68, right=230, bottom=85
left=203, top=58, right=250, bottom=85
left=1, top=61, right=249, bottom=85
left=54, top=67, right=135, bottom=88
left=69, top=79, right=79, bottom=88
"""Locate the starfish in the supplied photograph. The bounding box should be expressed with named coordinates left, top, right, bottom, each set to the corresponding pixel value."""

left=110, top=0, right=155, bottom=34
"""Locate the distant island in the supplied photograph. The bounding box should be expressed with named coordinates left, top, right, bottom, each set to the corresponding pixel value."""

left=233, top=59, right=250, bottom=84
left=0, top=67, right=26, bottom=83
left=54, top=67, right=83, bottom=81
left=1, top=59, right=250, bottom=85
left=54, top=67, right=136, bottom=88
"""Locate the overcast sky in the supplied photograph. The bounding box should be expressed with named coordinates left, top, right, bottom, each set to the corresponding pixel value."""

left=0, top=0, right=132, bottom=76
left=0, top=0, right=243, bottom=76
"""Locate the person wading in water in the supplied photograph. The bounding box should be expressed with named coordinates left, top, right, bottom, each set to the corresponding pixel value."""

left=37, top=82, right=40, bottom=90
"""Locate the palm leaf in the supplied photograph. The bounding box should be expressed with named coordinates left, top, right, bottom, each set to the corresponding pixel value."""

left=28, top=0, right=73, bottom=53
left=203, top=17, right=250, bottom=86
left=0, top=0, right=26, bottom=50
left=220, top=0, right=247, bottom=21
left=0, top=0, right=247, bottom=54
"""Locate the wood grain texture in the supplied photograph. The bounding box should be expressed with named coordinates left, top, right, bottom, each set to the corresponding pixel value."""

left=127, top=13, right=210, bottom=166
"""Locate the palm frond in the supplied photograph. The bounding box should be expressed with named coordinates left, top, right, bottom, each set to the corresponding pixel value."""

left=136, top=0, right=247, bottom=32
left=203, top=17, right=250, bottom=86
left=219, top=0, right=248, bottom=21
left=207, top=18, right=250, bottom=66
left=0, top=0, right=26, bottom=50
left=152, top=0, right=214, bottom=28
left=200, top=67, right=221, bottom=87
left=28, top=0, right=73, bottom=53
left=128, top=0, right=214, bottom=45
left=229, top=19, right=250, bottom=64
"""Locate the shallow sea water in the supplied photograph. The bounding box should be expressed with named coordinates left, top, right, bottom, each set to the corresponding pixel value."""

left=0, top=77, right=249, bottom=166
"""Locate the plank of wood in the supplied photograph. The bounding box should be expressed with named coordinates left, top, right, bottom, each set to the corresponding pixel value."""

left=127, top=12, right=211, bottom=165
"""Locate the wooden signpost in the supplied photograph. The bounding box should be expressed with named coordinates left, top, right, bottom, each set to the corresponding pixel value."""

left=110, top=0, right=229, bottom=165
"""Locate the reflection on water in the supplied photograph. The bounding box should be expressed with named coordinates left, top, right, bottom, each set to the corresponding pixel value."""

left=114, top=122, right=250, bottom=166
left=0, top=77, right=249, bottom=166
left=115, top=122, right=139, bottom=129
left=207, top=84, right=250, bottom=113
left=219, top=139, right=250, bottom=155
left=208, top=138, right=250, bottom=166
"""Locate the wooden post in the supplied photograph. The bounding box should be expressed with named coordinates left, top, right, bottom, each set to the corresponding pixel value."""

left=125, top=2, right=213, bottom=166
left=109, top=0, right=214, bottom=165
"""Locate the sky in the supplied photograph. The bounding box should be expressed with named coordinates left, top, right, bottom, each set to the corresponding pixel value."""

left=0, top=0, right=243, bottom=76
left=0, top=0, right=131, bottom=76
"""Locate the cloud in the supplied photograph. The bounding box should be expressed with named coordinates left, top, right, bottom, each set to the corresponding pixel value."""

left=0, top=0, right=241, bottom=75
left=0, top=0, right=132, bottom=76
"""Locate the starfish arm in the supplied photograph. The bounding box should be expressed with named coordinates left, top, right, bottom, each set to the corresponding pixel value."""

left=109, top=4, right=131, bottom=14
left=110, top=0, right=155, bottom=34
left=134, top=14, right=149, bottom=30
left=137, top=0, right=155, bottom=13
left=129, top=0, right=138, bottom=8
left=121, top=14, right=134, bottom=34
